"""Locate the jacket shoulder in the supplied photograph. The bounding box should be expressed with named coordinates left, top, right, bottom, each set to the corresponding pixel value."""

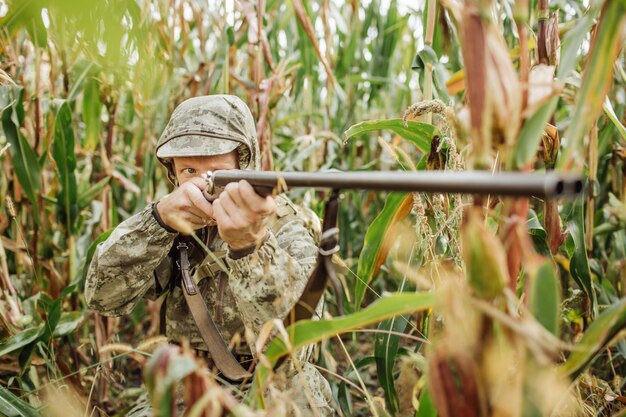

left=270, top=194, right=321, bottom=242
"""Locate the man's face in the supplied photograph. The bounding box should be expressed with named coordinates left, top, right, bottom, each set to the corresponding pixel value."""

left=172, top=150, right=239, bottom=185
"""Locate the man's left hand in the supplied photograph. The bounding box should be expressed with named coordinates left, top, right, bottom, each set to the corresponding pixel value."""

left=212, top=180, right=277, bottom=250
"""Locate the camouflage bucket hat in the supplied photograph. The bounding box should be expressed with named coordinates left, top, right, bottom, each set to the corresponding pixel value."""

left=156, top=95, right=259, bottom=172
left=156, top=135, right=240, bottom=158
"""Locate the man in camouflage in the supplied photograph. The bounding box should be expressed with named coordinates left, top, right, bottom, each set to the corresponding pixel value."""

left=85, top=95, right=334, bottom=416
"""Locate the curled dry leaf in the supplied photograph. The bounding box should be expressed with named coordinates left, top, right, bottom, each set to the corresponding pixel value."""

left=111, top=169, right=141, bottom=194
left=546, top=12, right=561, bottom=67
left=459, top=2, right=522, bottom=166
left=540, top=122, right=560, bottom=167
left=428, top=349, right=487, bottom=417
left=486, top=26, right=523, bottom=147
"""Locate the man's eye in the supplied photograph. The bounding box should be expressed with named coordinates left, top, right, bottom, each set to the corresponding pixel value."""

left=183, top=168, right=196, bottom=175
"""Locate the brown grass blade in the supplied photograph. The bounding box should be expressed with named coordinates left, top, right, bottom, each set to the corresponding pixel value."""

left=292, top=0, right=338, bottom=91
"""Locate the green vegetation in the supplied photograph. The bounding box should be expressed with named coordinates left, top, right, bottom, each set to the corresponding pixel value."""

left=0, top=0, right=625, bottom=415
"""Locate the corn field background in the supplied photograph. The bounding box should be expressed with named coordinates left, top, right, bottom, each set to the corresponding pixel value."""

left=0, top=0, right=625, bottom=415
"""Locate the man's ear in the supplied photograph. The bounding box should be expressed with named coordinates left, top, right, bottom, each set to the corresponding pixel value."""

left=163, top=158, right=179, bottom=186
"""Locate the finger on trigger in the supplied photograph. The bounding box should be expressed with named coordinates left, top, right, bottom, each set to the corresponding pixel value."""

left=182, top=211, right=206, bottom=228
left=188, top=176, right=210, bottom=191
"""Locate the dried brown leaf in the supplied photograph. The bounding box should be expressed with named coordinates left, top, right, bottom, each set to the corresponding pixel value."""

left=292, top=0, right=338, bottom=90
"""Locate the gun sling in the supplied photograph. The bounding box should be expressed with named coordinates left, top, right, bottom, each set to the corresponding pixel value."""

left=178, top=190, right=340, bottom=381
left=178, top=241, right=252, bottom=381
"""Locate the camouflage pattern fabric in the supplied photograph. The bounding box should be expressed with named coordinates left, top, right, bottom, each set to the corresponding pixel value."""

left=86, top=196, right=318, bottom=351
left=155, top=95, right=258, bottom=184
left=85, top=95, right=335, bottom=416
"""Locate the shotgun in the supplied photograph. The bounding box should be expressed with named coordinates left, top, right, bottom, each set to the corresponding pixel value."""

left=195, top=168, right=583, bottom=380
left=202, top=169, right=584, bottom=200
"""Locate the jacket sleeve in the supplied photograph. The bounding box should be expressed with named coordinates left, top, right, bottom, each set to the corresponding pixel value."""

left=225, top=213, right=318, bottom=340
left=85, top=205, right=177, bottom=317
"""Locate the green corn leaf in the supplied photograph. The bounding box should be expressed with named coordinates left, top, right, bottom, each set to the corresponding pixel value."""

left=528, top=261, right=560, bottom=337
left=250, top=292, right=437, bottom=403
left=416, top=388, right=438, bottom=417
left=375, top=315, right=410, bottom=414
left=52, top=99, right=79, bottom=234
left=336, top=356, right=376, bottom=417
left=18, top=341, right=38, bottom=373
left=355, top=192, right=414, bottom=309
left=527, top=209, right=550, bottom=255
left=0, top=386, right=41, bottom=417
left=337, top=356, right=377, bottom=416
left=82, top=78, right=102, bottom=152
left=557, top=2, right=604, bottom=80
left=514, top=98, right=559, bottom=168
left=412, top=45, right=438, bottom=71
left=561, top=298, right=626, bottom=380
left=41, top=298, right=62, bottom=344
left=292, top=0, right=317, bottom=87
left=566, top=196, right=597, bottom=317
left=77, top=176, right=111, bottom=210
left=558, top=0, right=626, bottom=168
left=344, top=119, right=437, bottom=154
left=118, top=90, right=136, bottom=127
left=346, top=356, right=377, bottom=380
left=0, top=86, right=42, bottom=223
left=0, top=0, right=47, bottom=47
left=368, top=0, right=407, bottom=103
left=52, top=312, right=84, bottom=337
left=0, top=327, right=42, bottom=358
left=68, top=59, right=98, bottom=102
left=602, top=97, right=626, bottom=144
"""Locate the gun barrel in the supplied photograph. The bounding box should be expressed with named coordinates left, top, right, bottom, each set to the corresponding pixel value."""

left=210, top=170, right=584, bottom=199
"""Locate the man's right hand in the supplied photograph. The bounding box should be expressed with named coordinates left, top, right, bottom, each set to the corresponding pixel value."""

left=155, top=178, right=214, bottom=234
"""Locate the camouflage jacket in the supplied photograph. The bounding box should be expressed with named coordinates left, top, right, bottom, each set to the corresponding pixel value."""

left=85, top=195, right=318, bottom=354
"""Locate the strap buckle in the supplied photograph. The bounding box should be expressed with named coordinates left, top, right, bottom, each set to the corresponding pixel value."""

left=318, top=227, right=340, bottom=256
left=177, top=242, right=197, bottom=295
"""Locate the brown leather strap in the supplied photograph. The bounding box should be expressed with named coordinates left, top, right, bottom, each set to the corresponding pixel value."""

left=178, top=242, right=251, bottom=381
left=179, top=190, right=340, bottom=377
left=284, top=190, right=340, bottom=326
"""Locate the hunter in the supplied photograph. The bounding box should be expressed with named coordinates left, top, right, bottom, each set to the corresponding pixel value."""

left=85, top=95, right=334, bottom=416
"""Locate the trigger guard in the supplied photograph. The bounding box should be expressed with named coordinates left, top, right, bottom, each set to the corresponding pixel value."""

left=203, top=187, right=218, bottom=202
